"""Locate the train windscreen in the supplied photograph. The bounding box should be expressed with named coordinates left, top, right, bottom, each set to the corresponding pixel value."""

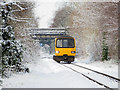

left=56, top=38, right=74, bottom=48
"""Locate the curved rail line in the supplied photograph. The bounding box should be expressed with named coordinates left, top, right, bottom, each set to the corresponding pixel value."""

left=61, top=64, right=114, bottom=90
left=71, top=63, right=120, bottom=83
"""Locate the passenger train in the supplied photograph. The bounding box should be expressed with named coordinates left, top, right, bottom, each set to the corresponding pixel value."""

left=53, top=36, right=76, bottom=64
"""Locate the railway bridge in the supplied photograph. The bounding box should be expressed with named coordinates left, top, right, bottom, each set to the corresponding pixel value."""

left=27, top=28, right=69, bottom=53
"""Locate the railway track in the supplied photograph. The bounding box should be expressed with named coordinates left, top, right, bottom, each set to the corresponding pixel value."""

left=72, top=63, right=120, bottom=82
left=61, top=63, right=119, bottom=90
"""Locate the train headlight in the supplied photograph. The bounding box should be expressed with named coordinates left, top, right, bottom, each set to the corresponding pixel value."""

left=71, top=51, right=76, bottom=53
left=56, top=51, right=60, bottom=53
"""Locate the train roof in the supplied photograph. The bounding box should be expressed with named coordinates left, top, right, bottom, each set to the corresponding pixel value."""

left=56, top=35, right=74, bottom=39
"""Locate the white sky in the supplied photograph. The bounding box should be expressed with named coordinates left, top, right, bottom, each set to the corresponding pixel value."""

left=31, top=0, right=119, bottom=28
left=2, top=0, right=118, bottom=28
left=32, top=0, right=65, bottom=28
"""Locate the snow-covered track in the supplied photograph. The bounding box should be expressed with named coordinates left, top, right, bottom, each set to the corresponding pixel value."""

left=72, top=63, right=120, bottom=83
left=61, top=64, right=117, bottom=90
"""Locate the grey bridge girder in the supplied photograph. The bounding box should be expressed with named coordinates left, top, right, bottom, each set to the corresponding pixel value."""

left=27, top=28, right=68, bottom=54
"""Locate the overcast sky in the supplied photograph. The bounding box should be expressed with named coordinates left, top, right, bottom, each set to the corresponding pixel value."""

left=32, top=0, right=65, bottom=28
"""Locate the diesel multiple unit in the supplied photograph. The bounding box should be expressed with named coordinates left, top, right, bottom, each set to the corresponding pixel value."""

left=53, top=36, right=76, bottom=64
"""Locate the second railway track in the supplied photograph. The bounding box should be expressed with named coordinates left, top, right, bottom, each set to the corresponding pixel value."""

left=72, top=63, right=120, bottom=82
left=60, top=63, right=119, bottom=90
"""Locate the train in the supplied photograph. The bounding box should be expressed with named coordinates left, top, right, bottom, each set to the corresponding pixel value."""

left=53, top=36, right=76, bottom=64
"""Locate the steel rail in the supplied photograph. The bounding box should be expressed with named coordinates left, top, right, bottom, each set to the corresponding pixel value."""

left=61, top=64, right=114, bottom=90
left=71, top=63, right=120, bottom=82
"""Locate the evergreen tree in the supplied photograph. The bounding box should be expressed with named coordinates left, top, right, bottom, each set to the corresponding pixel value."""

left=102, top=32, right=108, bottom=61
left=1, top=2, right=23, bottom=77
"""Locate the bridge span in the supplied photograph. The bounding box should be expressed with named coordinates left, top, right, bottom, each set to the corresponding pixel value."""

left=27, top=28, right=69, bottom=54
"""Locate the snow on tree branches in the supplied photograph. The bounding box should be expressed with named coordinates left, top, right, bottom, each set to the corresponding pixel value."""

left=0, top=1, right=30, bottom=78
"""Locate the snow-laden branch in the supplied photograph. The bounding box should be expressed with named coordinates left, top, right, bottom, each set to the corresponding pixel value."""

left=11, top=10, right=21, bottom=12
left=17, top=2, right=27, bottom=5
left=12, top=2, right=24, bottom=11
left=0, top=2, right=7, bottom=6
left=10, top=14, right=33, bottom=20
left=0, top=25, right=12, bottom=30
left=11, top=6, right=34, bottom=12
left=10, top=5, right=34, bottom=14
left=8, top=16, right=28, bottom=22
left=12, top=2, right=34, bottom=11
left=1, top=2, right=34, bottom=23
left=18, top=18, right=33, bottom=20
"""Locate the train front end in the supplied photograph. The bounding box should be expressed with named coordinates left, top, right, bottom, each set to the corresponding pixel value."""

left=53, top=36, right=76, bottom=64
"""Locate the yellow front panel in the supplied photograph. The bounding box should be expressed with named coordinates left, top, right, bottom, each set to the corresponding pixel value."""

left=55, top=48, right=76, bottom=56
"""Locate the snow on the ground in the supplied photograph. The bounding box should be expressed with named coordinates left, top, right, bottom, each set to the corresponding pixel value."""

left=65, top=62, right=118, bottom=88
left=76, top=57, right=118, bottom=78
left=2, top=53, right=104, bottom=88
left=2, top=52, right=118, bottom=88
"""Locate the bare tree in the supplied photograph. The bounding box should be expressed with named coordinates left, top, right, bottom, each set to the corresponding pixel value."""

left=51, top=5, right=72, bottom=28
left=0, top=1, right=38, bottom=78
left=7, top=1, right=39, bottom=63
left=51, top=2, right=119, bottom=62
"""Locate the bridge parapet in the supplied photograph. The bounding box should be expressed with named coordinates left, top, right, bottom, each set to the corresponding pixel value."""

left=27, top=28, right=68, bottom=40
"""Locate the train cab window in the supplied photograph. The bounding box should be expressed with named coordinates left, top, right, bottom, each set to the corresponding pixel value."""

left=57, top=39, right=62, bottom=47
left=68, top=39, right=74, bottom=48
left=63, top=39, right=68, bottom=47
left=56, top=38, right=74, bottom=48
